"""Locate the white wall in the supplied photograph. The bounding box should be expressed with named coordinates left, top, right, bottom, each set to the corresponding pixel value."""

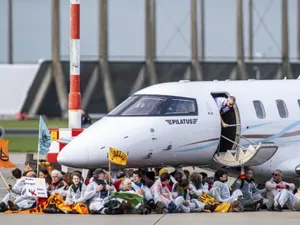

left=0, top=64, right=38, bottom=117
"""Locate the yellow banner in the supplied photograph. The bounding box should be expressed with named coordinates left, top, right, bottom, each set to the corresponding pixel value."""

left=108, top=147, right=128, bottom=166
left=0, top=139, right=16, bottom=168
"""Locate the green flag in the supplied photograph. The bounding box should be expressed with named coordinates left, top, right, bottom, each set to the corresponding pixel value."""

left=110, top=192, right=143, bottom=208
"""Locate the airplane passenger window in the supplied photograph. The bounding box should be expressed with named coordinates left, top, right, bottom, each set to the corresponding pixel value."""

left=298, top=99, right=300, bottom=108
left=165, top=99, right=196, bottom=115
left=121, top=96, right=167, bottom=116
left=253, top=100, right=266, bottom=119
left=276, top=100, right=288, bottom=118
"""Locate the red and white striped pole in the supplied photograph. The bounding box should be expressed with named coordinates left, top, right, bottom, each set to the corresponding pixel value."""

left=69, top=0, right=81, bottom=128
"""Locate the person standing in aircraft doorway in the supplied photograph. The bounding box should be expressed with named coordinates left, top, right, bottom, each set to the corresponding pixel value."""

left=214, top=96, right=236, bottom=128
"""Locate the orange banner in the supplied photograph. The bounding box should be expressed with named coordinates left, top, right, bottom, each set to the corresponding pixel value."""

left=0, top=139, right=16, bottom=168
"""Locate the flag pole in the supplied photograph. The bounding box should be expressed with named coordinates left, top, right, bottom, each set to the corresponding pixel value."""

left=108, top=148, right=111, bottom=195
left=0, top=172, right=12, bottom=193
left=108, top=161, right=111, bottom=186
left=37, top=116, right=41, bottom=176
left=37, top=151, right=40, bottom=175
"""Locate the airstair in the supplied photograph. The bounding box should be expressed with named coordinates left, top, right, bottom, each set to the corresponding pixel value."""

left=213, top=134, right=278, bottom=167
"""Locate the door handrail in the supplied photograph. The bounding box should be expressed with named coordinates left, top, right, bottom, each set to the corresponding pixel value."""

left=235, top=133, right=256, bottom=145
left=221, top=135, right=247, bottom=150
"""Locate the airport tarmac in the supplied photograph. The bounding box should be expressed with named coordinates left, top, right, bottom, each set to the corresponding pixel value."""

left=0, top=211, right=300, bottom=225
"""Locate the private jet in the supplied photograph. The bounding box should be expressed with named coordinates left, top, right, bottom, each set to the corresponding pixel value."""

left=57, top=79, right=300, bottom=184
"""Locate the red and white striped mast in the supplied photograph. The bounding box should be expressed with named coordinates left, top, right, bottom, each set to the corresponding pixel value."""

left=69, top=0, right=81, bottom=128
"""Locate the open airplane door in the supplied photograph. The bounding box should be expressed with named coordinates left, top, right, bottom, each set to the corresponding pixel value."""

left=213, top=141, right=278, bottom=167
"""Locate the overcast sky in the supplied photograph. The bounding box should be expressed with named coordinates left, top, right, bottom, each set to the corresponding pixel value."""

left=0, top=0, right=298, bottom=63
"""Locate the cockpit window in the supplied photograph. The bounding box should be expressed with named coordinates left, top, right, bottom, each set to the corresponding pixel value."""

left=108, top=96, right=139, bottom=116
left=107, top=95, right=198, bottom=116
left=121, top=96, right=167, bottom=116
left=165, top=99, right=196, bottom=115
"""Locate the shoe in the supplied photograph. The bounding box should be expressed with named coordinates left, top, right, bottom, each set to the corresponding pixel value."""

left=162, top=208, right=169, bottom=214
left=204, top=204, right=218, bottom=212
left=168, top=201, right=177, bottom=213
left=42, top=204, right=57, bottom=213
left=276, top=205, right=283, bottom=212
left=7, top=200, right=19, bottom=211
left=143, top=208, right=150, bottom=215
left=155, top=201, right=164, bottom=214
left=136, top=205, right=145, bottom=214
left=0, top=202, right=8, bottom=212
left=255, top=199, right=264, bottom=211
left=90, top=210, right=100, bottom=214
left=104, top=207, right=113, bottom=215
left=148, top=199, right=156, bottom=209
left=267, top=206, right=276, bottom=211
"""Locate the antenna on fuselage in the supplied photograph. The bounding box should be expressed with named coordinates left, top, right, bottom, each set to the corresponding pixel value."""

left=297, top=75, right=300, bottom=80
left=283, top=76, right=287, bottom=80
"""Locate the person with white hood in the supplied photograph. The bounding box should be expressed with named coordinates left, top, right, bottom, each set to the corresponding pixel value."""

left=65, top=172, right=87, bottom=205
left=209, top=169, right=243, bottom=203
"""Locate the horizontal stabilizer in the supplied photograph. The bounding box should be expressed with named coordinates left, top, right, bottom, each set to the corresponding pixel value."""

left=56, top=137, right=74, bottom=144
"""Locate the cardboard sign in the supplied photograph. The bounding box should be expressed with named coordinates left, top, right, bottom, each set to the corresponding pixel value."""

left=23, top=177, right=48, bottom=198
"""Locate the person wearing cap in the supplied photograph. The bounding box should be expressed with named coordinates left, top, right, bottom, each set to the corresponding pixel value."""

left=84, top=168, right=116, bottom=214
left=158, top=168, right=176, bottom=192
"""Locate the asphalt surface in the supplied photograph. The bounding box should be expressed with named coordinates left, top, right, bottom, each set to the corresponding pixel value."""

left=0, top=210, right=300, bottom=225
left=2, top=128, right=38, bottom=136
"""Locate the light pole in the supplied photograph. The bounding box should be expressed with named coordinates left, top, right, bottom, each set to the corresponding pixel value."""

left=253, top=66, right=261, bottom=80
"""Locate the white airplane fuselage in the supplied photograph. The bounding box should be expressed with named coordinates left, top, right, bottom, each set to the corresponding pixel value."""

left=58, top=79, right=300, bottom=184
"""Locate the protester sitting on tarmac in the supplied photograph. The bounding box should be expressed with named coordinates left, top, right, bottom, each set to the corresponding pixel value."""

left=171, top=172, right=184, bottom=192
left=84, top=169, right=96, bottom=185
left=113, top=171, right=126, bottom=192
left=131, top=170, right=155, bottom=212
left=119, top=178, right=149, bottom=214
left=271, top=187, right=300, bottom=212
left=183, top=170, right=190, bottom=180
left=172, top=178, right=205, bottom=213
left=209, top=169, right=243, bottom=203
left=64, top=172, right=87, bottom=206
left=232, top=168, right=264, bottom=211
left=200, top=172, right=211, bottom=191
left=144, top=171, right=155, bottom=188
left=48, top=170, right=65, bottom=196
left=265, top=169, right=295, bottom=211
left=158, top=168, right=176, bottom=192
left=0, top=168, right=23, bottom=212
left=84, top=169, right=115, bottom=214
left=189, top=172, right=208, bottom=196
left=5, top=171, right=38, bottom=211
left=38, top=169, right=52, bottom=187
left=23, top=161, right=34, bottom=175
left=150, top=172, right=179, bottom=213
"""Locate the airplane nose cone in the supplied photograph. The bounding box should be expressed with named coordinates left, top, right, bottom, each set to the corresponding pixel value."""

left=57, top=141, right=89, bottom=168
